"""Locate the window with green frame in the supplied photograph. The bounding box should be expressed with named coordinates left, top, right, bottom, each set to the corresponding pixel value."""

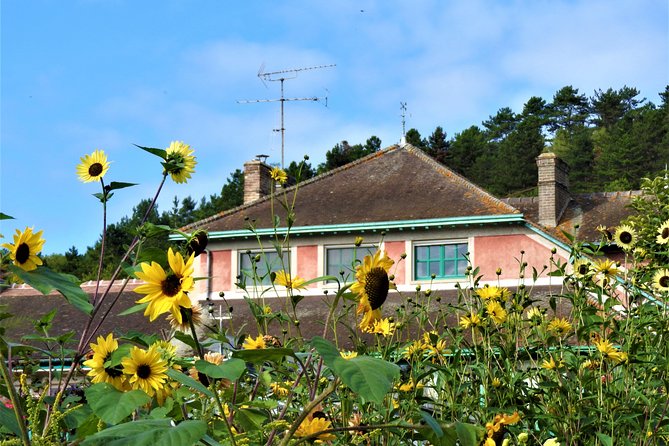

left=414, top=242, right=468, bottom=280
left=325, top=246, right=371, bottom=282
left=238, top=250, right=281, bottom=286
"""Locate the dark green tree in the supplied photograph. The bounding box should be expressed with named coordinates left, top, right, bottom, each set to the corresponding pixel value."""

left=405, top=128, right=427, bottom=149
left=425, top=126, right=450, bottom=164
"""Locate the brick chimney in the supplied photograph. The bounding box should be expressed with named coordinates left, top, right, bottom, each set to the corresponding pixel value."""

left=243, top=155, right=272, bottom=204
left=536, top=152, right=570, bottom=227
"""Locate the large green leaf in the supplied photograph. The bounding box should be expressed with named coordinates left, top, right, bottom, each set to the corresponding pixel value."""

left=195, top=358, right=245, bottom=380
left=80, top=419, right=207, bottom=446
left=166, top=368, right=213, bottom=398
left=232, top=347, right=296, bottom=363
left=134, top=144, right=167, bottom=160
left=311, top=336, right=399, bottom=405
left=85, top=383, right=151, bottom=425
left=0, top=403, right=21, bottom=437
left=455, top=422, right=484, bottom=446
left=9, top=265, right=93, bottom=314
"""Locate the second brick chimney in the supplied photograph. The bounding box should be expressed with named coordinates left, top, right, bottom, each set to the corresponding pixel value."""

left=536, top=152, right=570, bottom=227
left=243, top=155, right=272, bottom=204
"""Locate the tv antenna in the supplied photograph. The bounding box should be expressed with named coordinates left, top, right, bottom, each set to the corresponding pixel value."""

left=400, top=102, right=408, bottom=137
left=238, top=63, right=336, bottom=167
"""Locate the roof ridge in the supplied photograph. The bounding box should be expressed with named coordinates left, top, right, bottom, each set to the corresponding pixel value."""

left=182, top=144, right=402, bottom=232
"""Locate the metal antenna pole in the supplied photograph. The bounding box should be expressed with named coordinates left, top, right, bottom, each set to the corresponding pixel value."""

left=238, top=64, right=335, bottom=168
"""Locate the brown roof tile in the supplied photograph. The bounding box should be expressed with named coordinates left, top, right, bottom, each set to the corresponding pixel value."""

left=186, top=145, right=519, bottom=234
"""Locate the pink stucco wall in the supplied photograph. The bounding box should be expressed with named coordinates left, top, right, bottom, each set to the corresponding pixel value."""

left=297, top=245, right=319, bottom=287
left=384, top=241, right=407, bottom=285
left=210, top=250, right=232, bottom=293
left=474, top=234, right=564, bottom=280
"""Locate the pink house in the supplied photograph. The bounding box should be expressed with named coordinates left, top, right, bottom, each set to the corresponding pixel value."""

left=180, top=144, right=633, bottom=310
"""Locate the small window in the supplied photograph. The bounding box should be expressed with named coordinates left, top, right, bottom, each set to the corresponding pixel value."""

left=414, top=242, right=468, bottom=280
left=239, top=250, right=282, bottom=286
left=325, top=246, right=371, bottom=283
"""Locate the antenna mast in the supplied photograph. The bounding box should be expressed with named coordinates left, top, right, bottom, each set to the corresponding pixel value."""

left=238, top=63, right=336, bottom=167
left=400, top=102, right=408, bottom=137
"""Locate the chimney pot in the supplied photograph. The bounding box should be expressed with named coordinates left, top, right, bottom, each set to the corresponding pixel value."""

left=243, top=159, right=272, bottom=204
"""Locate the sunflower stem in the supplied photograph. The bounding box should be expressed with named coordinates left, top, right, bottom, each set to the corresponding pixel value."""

left=92, top=178, right=108, bottom=307
left=278, top=378, right=338, bottom=446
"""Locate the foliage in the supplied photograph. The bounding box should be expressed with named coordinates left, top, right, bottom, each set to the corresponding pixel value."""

left=2, top=141, right=669, bottom=446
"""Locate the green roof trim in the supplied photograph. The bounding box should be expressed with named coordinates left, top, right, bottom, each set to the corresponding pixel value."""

left=171, top=214, right=526, bottom=241
left=523, top=222, right=573, bottom=253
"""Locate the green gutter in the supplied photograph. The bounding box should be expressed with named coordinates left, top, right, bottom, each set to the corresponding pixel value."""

left=523, top=222, right=572, bottom=253
left=171, top=214, right=526, bottom=241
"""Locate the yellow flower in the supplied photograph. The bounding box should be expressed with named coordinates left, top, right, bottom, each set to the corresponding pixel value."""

left=273, top=270, right=307, bottom=291
left=547, top=318, right=573, bottom=338
left=525, top=307, right=544, bottom=322
left=459, top=312, right=482, bottom=329
left=2, top=227, right=45, bottom=272
left=368, top=318, right=395, bottom=336
left=403, top=340, right=426, bottom=359
left=270, top=382, right=290, bottom=398
left=425, top=338, right=449, bottom=362
left=656, top=219, right=669, bottom=245
left=164, top=141, right=196, bottom=184
left=242, top=334, right=266, bottom=350
left=613, top=224, right=637, bottom=250
left=166, top=302, right=203, bottom=332
left=340, top=351, right=358, bottom=360
left=571, top=258, right=591, bottom=277
left=541, top=357, right=561, bottom=370
left=270, top=167, right=288, bottom=184
left=151, top=340, right=177, bottom=366
left=485, top=412, right=521, bottom=443
left=398, top=377, right=424, bottom=392
left=476, top=285, right=507, bottom=301
left=491, top=377, right=502, bottom=388
left=485, top=301, right=507, bottom=325
left=83, top=333, right=125, bottom=391
left=121, top=346, right=168, bottom=397
left=594, top=339, right=628, bottom=363
left=593, top=258, right=618, bottom=286
left=350, top=250, right=394, bottom=331
left=76, top=149, right=110, bottom=183
left=294, top=416, right=336, bottom=442
left=543, top=439, right=560, bottom=446
left=134, top=248, right=195, bottom=323
left=652, top=269, right=669, bottom=292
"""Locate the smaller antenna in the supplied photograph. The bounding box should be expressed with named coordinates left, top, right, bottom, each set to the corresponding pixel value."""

left=400, top=102, right=408, bottom=137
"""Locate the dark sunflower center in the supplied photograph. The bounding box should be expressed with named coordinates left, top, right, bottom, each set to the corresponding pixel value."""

left=660, top=275, right=669, bottom=288
left=161, top=274, right=182, bottom=297
left=15, top=243, right=30, bottom=264
left=137, top=364, right=152, bottom=379
left=578, top=264, right=588, bottom=275
left=663, top=228, right=669, bottom=238
left=88, top=162, right=103, bottom=177
left=364, top=267, right=389, bottom=310
left=619, top=232, right=633, bottom=244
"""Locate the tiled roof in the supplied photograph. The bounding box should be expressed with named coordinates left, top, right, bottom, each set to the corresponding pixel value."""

left=185, top=144, right=519, bottom=234
left=504, top=191, right=643, bottom=242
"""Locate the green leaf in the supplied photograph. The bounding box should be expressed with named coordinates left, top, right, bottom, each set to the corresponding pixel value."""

left=195, top=358, right=245, bottom=380
left=107, top=181, right=137, bottom=191
left=117, top=302, right=149, bottom=316
left=0, top=403, right=21, bottom=437
left=173, top=331, right=198, bottom=351
left=421, top=410, right=443, bottom=438
left=0, top=212, right=14, bottom=220
left=85, top=383, right=151, bottom=425
left=80, top=419, right=207, bottom=446
left=135, top=144, right=167, bottom=160
left=311, top=336, right=399, bottom=405
left=455, top=422, right=484, bottom=446
left=166, top=368, right=213, bottom=398
left=596, top=432, right=613, bottom=446
left=232, top=347, right=297, bottom=363
left=9, top=266, right=93, bottom=314
left=235, top=407, right=268, bottom=433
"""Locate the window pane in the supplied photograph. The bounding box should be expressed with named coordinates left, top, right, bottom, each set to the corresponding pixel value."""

left=326, top=247, right=366, bottom=282
left=416, top=246, right=429, bottom=260
left=429, top=245, right=441, bottom=258
left=240, top=251, right=279, bottom=285
left=443, top=244, right=456, bottom=258
left=416, top=262, right=427, bottom=278
left=429, top=262, right=441, bottom=276
left=414, top=242, right=468, bottom=280
left=444, top=261, right=455, bottom=276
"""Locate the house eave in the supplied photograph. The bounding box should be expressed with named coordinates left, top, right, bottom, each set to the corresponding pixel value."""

left=170, top=214, right=526, bottom=241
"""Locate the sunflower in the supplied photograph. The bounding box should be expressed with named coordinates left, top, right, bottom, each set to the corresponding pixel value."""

left=294, top=416, right=336, bottom=442
left=83, top=333, right=126, bottom=391
left=459, top=312, right=482, bottom=329
left=652, top=269, right=669, bottom=292
left=242, top=334, right=266, bottom=350
left=485, top=412, right=520, bottom=445
left=594, top=339, right=627, bottom=363
left=2, top=227, right=45, bottom=272
left=403, top=340, right=427, bottom=359
left=485, top=301, right=507, bottom=325
left=368, top=318, right=395, bottom=336
left=541, top=357, right=559, bottom=370
left=270, top=382, right=290, bottom=398
left=571, top=258, right=591, bottom=277
left=525, top=307, right=544, bottom=323
left=350, top=250, right=394, bottom=331
left=476, top=286, right=503, bottom=301
left=656, top=219, right=669, bottom=245
left=121, top=346, right=168, bottom=397
left=273, top=270, right=307, bottom=291
left=134, top=248, right=195, bottom=323
left=167, top=302, right=203, bottom=332
left=547, top=317, right=573, bottom=338
left=613, top=224, right=637, bottom=250
left=593, top=258, right=619, bottom=286
left=76, top=149, right=110, bottom=183
left=270, top=167, right=288, bottom=184
left=340, top=351, right=358, bottom=360
left=164, top=141, right=196, bottom=184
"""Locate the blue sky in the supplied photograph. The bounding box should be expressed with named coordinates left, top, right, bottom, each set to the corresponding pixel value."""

left=1, top=0, right=667, bottom=255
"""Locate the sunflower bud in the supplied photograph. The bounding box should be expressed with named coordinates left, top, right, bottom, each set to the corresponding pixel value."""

left=354, top=236, right=363, bottom=247
left=186, top=230, right=208, bottom=258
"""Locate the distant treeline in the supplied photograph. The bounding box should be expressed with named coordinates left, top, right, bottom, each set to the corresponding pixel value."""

left=44, top=85, right=669, bottom=278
